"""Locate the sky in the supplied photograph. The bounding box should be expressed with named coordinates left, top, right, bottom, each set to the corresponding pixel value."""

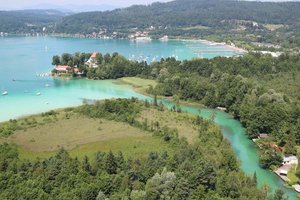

left=0, top=0, right=298, bottom=10
left=0, top=0, right=170, bottom=10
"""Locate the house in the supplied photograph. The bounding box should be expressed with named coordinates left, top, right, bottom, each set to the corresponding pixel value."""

left=283, top=155, right=298, bottom=165
left=86, top=52, right=98, bottom=68
left=54, top=65, right=71, bottom=75
left=74, top=68, right=84, bottom=76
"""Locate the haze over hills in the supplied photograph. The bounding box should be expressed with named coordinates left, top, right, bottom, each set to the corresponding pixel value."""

left=0, top=10, right=66, bottom=33
left=24, top=4, right=119, bottom=12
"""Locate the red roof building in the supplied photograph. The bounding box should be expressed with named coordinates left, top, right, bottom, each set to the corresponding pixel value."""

left=55, top=65, right=70, bottom=70
left=91, top=52, right=97, bottom=58
left=55, top=65, right=71, bottom=74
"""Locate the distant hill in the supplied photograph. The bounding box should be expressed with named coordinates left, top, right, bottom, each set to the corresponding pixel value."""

left=25, top=4, right=118, bottom=13
left=0, top=10, right=66, bottom=33
left=54, top=0, right=300, bottom=34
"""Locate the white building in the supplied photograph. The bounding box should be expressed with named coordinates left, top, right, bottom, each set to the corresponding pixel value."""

left=86, top=52, right=98, bottom=68
left=283, top=155, right=298, bottom=165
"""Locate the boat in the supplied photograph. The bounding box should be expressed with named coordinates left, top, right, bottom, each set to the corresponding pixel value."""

left=2, top=91, right=8, bottom=96
left=159, top=35, right=169, bottom=41
left=45, top=84, right=50, bottom=87
left=36, top=92, right=41, bottom=96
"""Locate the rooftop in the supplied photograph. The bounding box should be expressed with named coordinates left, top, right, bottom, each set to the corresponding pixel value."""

left=283, top=155, right=298, bottom=162
left=91, top=52, right=97, bottom=58
left=55, top=65, right=71, bottom=70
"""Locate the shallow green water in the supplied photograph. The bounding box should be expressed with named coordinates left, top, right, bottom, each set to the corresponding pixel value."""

left=183, top=107, right=298, bottom=199
left=0, top=36, right=298, bottom=199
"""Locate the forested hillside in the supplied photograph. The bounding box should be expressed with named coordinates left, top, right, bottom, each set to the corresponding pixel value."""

left=55, top=0, right=300, bottom=33
left=0, top=10, right=66, bottom=33
left=1, top=0, right=300, bottom=48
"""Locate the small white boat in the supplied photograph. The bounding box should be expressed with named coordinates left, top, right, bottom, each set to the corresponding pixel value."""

left=45, top=84, right=50, bottom=87
left=159, top=35, right=169, bottom=41
left=2, top=91, right=8, bottom=96
left=36, top=92, right=41, bottom=96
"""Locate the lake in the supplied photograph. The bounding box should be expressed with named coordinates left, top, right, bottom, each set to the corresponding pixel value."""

left=0, top=36, right=237, bottom=121
left=0, top=36, right=298, bottom=199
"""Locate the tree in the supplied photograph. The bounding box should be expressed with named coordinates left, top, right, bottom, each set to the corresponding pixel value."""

left=153, top=94, right=158, bottom=107
left=96, top=53, right=103, bottom=65
left=145, top=168, right=176, bottom=200
left=105, top=151, right=117, bottom=174
left=52, top=55, right=60, bottom=66
left=273, top=189, right=288, bottom=200
left=130, top=190, right=146, bottom=200
left=82, top=155, right=92, bottom=174
left=61, top=53, right=73, bottom=65
left=96, top=191, right=107, bottom=200
left=172, top=178, right=190, bottom=200
left=173, top=95, right=180, bottom=112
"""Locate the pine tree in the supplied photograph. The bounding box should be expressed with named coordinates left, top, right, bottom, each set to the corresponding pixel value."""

left=82, top=155, right=92, bottom=174
left=105, top=151, right=117, bottom=174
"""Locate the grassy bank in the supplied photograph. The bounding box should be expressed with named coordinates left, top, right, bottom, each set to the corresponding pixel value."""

left=1, top=110, right=174, bottom=160
left=0, top=96, right=204, bottom=160
left=114, top=77, right=157, bottom=95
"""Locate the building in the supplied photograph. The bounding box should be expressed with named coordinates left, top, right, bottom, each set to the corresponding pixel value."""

left=86, top=52, right=98, bottom=68
left=54, top=65, right=71, bottom=75
left=283, top=155, right=298, bottom=165
left=74, top=68, right=84, bottom=76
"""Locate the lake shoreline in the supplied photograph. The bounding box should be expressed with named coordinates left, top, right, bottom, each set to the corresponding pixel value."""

left=4, top=33, right=246, bottom=56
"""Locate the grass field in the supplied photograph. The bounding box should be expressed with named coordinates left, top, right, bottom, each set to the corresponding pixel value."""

left=2, top=111, right=172, bottom=160
left=115, top=77, right=157, bottom=95
left=137, top=108, right=198, bottom=143
left=288, top=170, right=299, bottom=184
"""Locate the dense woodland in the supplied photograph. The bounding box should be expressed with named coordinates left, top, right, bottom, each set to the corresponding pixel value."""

left=0, top=10, right=65, bottom=33
left=52, top=51, right=300, bottom=171
left=56, top=0, right=300, bottom=32
left=0, top=99, right=288, bottom=199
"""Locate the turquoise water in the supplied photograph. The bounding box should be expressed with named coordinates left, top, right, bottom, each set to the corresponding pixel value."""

left=0, top=36, right=298, bottom=199
left=0, top=36, right=237, bottom=121
left=181, top=107, right=299, bottom=199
